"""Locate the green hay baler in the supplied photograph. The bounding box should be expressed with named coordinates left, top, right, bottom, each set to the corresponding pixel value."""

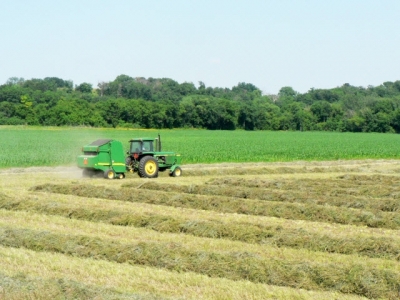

left=77, top=139, right=126, bottom=179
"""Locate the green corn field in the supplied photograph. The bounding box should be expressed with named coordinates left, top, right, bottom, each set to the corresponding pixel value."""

left=2, top=126, right=400, bottom=168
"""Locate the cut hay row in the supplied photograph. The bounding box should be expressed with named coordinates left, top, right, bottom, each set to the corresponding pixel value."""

left=182, top=164, right=366, bottom=177
left=0, top=246, right=367, bottom=300
left=207, top=174, right=400, bottom=187
left=31, top=183, right=400, bottom=229
left=0, top=210, right=399, bottom=299
left=207, top=174, right=400, bottom=199
left=135, top=179, right=400, bottom=213
left=0, top=272, right=158, bottom=300
left=2, top=192, right=400, bottom=260
left=2, top=209, right=399, bottom=271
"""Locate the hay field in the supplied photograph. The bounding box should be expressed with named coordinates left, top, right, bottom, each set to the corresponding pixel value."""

left=1, top=160, right=400, bottom=299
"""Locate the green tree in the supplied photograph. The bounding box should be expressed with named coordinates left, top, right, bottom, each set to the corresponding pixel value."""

left=0, top=84, right=27, bottom=103
left=390, top=108, right=400, bottom=132
left=310, top=101, right=332, bottom=123
left=276, top=86, right=298, bottom=107
left=178, top=97, right=203, bottom=128
left=278, top=86, right=298, bottom=98
left=0, top=102, right=15, bottom=118
left=96, top=99, right=123, bottom=128
left=75, top=82, right=93, bottom=93
left=6, top=77, right=24, bottom=85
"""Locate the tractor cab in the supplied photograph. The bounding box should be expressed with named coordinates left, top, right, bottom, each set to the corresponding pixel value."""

left=129, top=138, right=156, bottom=154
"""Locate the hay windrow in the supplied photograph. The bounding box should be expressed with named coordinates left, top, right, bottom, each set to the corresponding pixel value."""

left=1, top=195, right=400, bottom=260
left=0, top=226, right=399, bottom=299
left=207, top=174, right=400, bottom=199
left=0, top=272, right=161, bottom=300
left=182, top=165, right=365, bottom=177
left=0, top=246, right=368, bottom=300
left=31, top=183, right=400, bottom=229
left=135, top=179, right=400, bottom=212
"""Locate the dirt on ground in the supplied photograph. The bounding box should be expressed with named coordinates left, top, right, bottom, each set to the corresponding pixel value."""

left=1, top=158, right=399, bottom=175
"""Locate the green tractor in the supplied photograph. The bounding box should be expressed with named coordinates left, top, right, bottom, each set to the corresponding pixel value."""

left=77, top=135, right=182, bottom=179
left=125, top=134, right=182, bottom=178
left=77, top=139, right=127, bottom=179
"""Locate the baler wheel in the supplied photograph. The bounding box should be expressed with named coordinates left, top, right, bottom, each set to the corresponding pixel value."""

left=117, top=173, right=125, bottom=179
left=104, top=169, right=115, bottom=179
left=139, top=156, right=159, bottom=178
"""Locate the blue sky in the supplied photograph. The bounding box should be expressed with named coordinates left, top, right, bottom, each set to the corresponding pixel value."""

left=1, top=0, right=399, bottom=94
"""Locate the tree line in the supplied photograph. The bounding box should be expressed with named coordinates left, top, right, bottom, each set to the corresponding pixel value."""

left=1, top=75, right=400, bottom=132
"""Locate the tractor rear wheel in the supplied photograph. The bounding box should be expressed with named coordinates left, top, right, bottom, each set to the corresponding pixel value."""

left=139, top=156, right=159, bottom=178
left=170, top=166, right=182, bottom=177
left=104, top=169, right=115, bottom=179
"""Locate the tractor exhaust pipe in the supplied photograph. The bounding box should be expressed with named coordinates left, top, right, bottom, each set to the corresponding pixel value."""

left=158, top=133, right=162, bottom=152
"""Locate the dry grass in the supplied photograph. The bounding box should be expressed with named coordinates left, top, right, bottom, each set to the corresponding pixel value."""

left=0, top=209, right=399, bottom=299
left=30, top=182, right=400, bottom=229
left=182, top=165, right=362, bottom=177
left=2, top=209, right=398, bottom=268
left=134, top=175, right=400, bottom=212
left=0, top=272, right=157, bottom=300
left=0, top=245, right=368, bottom=300
left=206, top=175, right=400, bottom=210
left=1, top=191, right=400, bottom=260
left=2, top=159, right=400, bottom=299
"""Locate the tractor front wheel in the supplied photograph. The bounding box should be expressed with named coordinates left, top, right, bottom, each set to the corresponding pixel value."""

left=139, top=156, right=159, bottom=178
left=104, top=169, right=115, bottom=179
left=170, top=166, right=182, bottom=177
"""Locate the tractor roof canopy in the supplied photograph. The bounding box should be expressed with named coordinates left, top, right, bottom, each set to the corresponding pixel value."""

left=129, top=138, right=155, bottom=142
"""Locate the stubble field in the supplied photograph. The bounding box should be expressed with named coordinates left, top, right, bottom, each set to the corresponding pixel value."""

left=1, top=159, right=400, bottom=299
